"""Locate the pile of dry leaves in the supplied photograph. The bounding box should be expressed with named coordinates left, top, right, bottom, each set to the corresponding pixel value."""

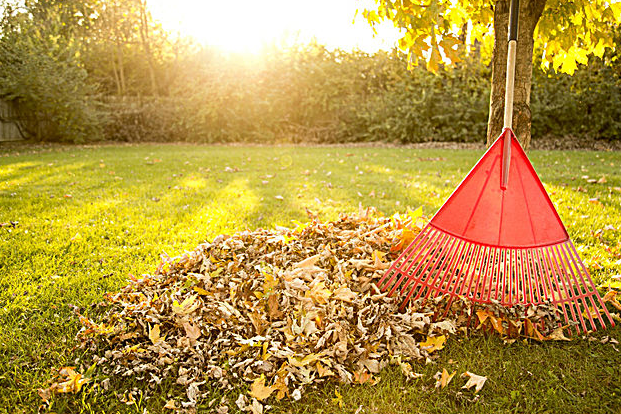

left=57, top=207, right=581, bottom=412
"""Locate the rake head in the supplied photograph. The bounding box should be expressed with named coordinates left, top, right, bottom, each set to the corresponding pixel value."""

left=379, top=130, right=615, bottom=334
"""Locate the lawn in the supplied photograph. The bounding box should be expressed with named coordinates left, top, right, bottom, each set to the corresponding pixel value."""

left=0, top=143, right=620, bottom=414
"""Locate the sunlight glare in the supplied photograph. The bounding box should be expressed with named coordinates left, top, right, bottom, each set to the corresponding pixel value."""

left=147, top=0, right=399, bottom=53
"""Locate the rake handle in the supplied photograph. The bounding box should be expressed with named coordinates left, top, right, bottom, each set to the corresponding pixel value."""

left=501, top=0, right=519, bottom=190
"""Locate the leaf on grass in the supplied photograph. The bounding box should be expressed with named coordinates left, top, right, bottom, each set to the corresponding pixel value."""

left=434, top=368, right=456, bottom=389
left=398, top=361, right=423, bottom=381
left=546, top=327, right=571, bottom=341
left=461, top=371, right=487, bottom=393
left=163, top=399, right=177, bottom=409
left=603, top=290, right=621, bottom=311
left=249, top=375, right=276, bottom=401
left=420, top=335, right=446, bottom=353
left=49, top=367, right=89, bottom=394
left=332, top=389, right=344, bottom=408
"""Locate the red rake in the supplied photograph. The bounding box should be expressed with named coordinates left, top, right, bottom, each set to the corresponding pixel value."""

left=379, top=0, right=615, bottom=334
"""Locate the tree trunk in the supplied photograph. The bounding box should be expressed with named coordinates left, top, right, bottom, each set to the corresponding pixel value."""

left=139, top=0, right=158, bottom=96
left=486, top=0, right=546, bottom=149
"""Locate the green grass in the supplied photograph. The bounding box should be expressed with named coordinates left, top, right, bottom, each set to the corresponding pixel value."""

left=0, top=143, right=620, bottom=414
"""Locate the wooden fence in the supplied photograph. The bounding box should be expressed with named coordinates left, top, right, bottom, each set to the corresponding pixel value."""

left=0, top=99, right=24, bottom=141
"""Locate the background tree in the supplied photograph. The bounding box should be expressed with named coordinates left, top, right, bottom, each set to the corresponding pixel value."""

left=362, top=0, right=621, bottom=149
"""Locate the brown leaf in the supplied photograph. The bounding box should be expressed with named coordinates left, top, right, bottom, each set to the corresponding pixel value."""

left=332, top=286, right=357, bottom=303
left=603, top=290, right=621, bottom=311
left=546, top=327, right=571, bottom=341
left=183, top=322, right=201, bottom=340
left=267, top=294, right=284, bottom=319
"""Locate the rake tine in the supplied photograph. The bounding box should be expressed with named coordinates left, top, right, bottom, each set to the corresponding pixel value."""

left=399, top=234, right=454, bottom=308
left=387, top=229, right=444, bottom=297
left=473, top=245, right=494, bottom=302
left=485, top=247, right=500, bottom=303
left=566, top=241, right=614, bottom=328
left=519, top=249, right=529, bottom=304
left=537, top=247, right=570, bottom=329
left=555, top=243, right=595, bottom=331
left=422, top=238, right=466, bottom=301
left=524, top=249, right=541, bottom=304
left=394, top=230, right=448, bottom=292
left=442, top=241, right=476, bottom=317
left=460, top=243, right=485, bottom=298
left=548, top=245, right=586, bottom=333
left=546, top=246, right=582, bottom=334
left=378, top=226, right=432, bottom=289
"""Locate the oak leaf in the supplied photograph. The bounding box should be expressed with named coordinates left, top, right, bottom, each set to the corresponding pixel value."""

left=461, top=371, right=487, bottom=393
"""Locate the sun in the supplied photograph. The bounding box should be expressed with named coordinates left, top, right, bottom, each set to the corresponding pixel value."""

left=147, top=0, right=400, bottom=53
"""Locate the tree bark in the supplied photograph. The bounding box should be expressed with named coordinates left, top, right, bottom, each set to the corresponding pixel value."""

left=138, top=0, right=158, bottom=96
left=486, top=0, right=546, bottom=149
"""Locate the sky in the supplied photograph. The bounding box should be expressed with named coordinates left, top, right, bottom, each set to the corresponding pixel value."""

left=147, top=0, right=401, bottom=53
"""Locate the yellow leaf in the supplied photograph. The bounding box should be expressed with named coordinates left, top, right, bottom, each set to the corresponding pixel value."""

left=263, top=271, right=278, bottom=294
left=149, top=324, right=162, bottom=344
left=476, top=310, right=505, bottom=334
left=332, top=389, right=344, bottom=408
left=249, top=375, right=276, bottom=401
left=306, top=281, right=332, bottom=304
left=420, top=335, right=446, bottom=353
left=316, top=361, right=335, bottom=377
left=435, top=368, right=456, bottom=389
left=163, top=399, right=177, bottom=409
left=50, top=367, right=89, bottom=394
left=461, top=371, right=487, bottom=393
left=427, top=47, right=441, bottom=73
left=288, top=353, right=322, bottom=367
left=172, top=295, right=198, bottom=315
left=193, top=286, right=210, bottom=295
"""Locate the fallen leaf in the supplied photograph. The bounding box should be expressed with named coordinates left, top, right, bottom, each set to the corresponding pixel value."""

left=183, top=322, right=201, bottom=340
left=49, top=367, right=89, bottom=394
left=249, top=376, right=275, bottom=401
left=267, top=294, right=284, bottom=319
left=163, top=399, right=177, bottom=409
left=149, top=324, right=162, bottom=344
left=420, top=335, right=446, bottom=353
left=332, top=286, right=356, bottom=302
left=294, top=254, right=320, bottom=268
left=546, top=327, right=571, bottom=341
left=603, top=290, right=621, bottom=311
left=461, top=371, right=487, bottom=393
left=434, top=368, right=456, bottom=389
left=332, top=389, right=344, bottom=408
